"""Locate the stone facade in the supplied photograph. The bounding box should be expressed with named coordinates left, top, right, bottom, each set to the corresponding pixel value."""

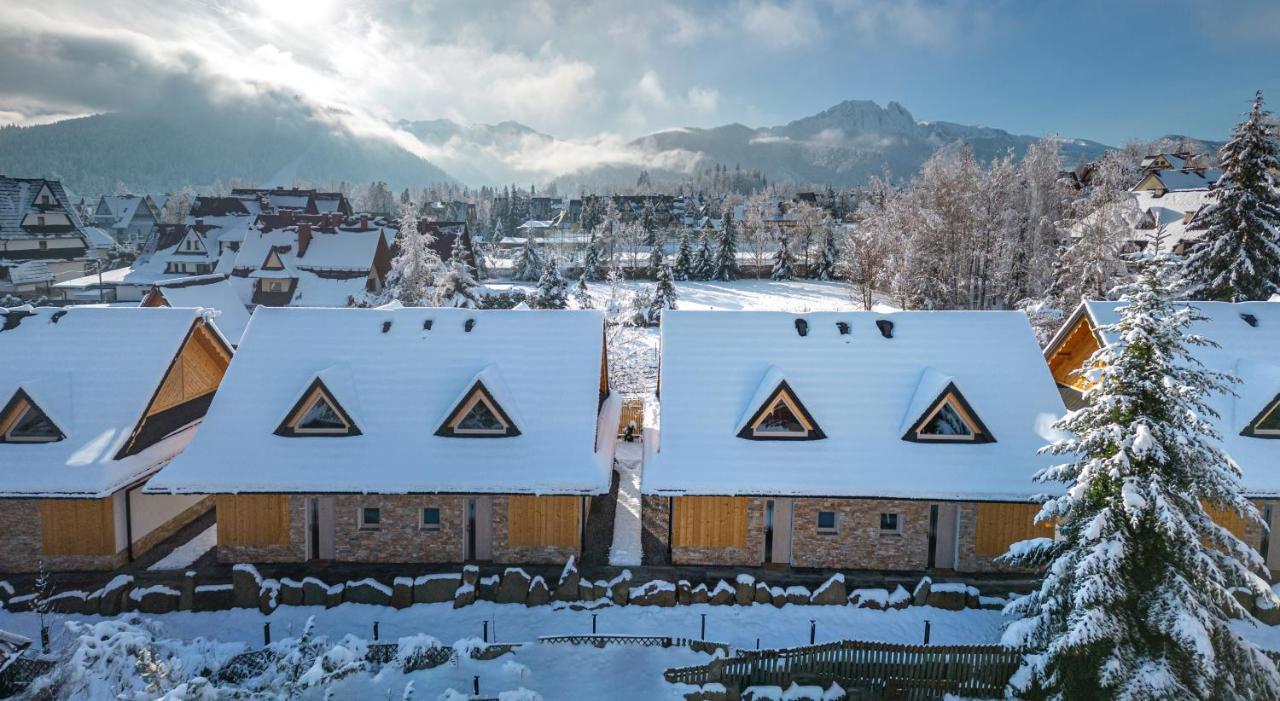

left=641, top=495, right=671, bottom=566
left=217, top=496, right=308, bottom=564
left=331, top=495, right=467, bottom=563
left=790, top=498, right=931, bottom=570
left=0, top=498, right=127, bottom=573
left=490, top=495, right=581, bottom=565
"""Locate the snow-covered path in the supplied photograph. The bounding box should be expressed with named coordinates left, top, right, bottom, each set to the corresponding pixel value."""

left=608, top=442, right=644, bottom=566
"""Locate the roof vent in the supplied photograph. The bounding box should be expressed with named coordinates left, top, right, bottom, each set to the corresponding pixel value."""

left=794, top=318, right=808, bottom=337
left=423, top=319, right=433, bottom=331
left=1241, top=313, right=1259, bottom=328
left=1, top=309, right=33, bottom=332
left=464, top=318, right=476, bottom=333
left=50, top=310, right=67, bottom=324
left=381, top=320, right=392, bottom=333
left=876, top=319, right=894, bottom=339
left=836, top=321, right=850, bottom=336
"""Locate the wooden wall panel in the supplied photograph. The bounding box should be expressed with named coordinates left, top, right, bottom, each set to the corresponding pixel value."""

left=975, top=503, right=1055, bottom=557
left=149, top=324, right=231, bottom=416
left=217, top=495, right=290, bottom=546
left=1047, top=318, right=1101, bottom=391
left=41, top=498, right=116, bottom=556
left=673, top=496, right=748, bottom=548
left=1203, top=502, right=1247, bottom=540
left=508, top=495, right=580, bottom=548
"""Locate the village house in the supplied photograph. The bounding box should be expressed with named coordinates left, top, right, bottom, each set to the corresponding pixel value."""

left=146, top=307, right=620, bottom=566
left=640, top=311, right=1066, bottom=573
left=230, top=215, right=390, bottom=307
left=92, top=194, right=161, bottom=247
left=0, top=306, right=233, bottom=572
left=140, top=274, right=253, bottom=346
left=0, top=176, right=96, bottom=296
left=229, top=187, right=352, bottom=217
left=1044, top=300, right=1280, bottom=575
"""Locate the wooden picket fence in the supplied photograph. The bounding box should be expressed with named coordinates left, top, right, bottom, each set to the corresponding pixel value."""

left=665, top=640, right=1021, bottom=701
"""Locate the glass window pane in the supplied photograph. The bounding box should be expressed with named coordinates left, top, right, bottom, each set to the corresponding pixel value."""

left=298, top=398, right=345, bottom=430
left=458, top=400, right=504, bottom=431
left=880, top=513, right=899, bottom=531
left=423, top=508, right=440, bottom=526
left=1257, top=404, right=1280, bottom=431
left=9, top=405, right=58, bottom=439
left=922, top=403, right=972, bottom=436
left=817, top=511, right=836, bottom=530
left=756, top=402, right=804, bottom=433
left=362, top=507, right=380, bottom=525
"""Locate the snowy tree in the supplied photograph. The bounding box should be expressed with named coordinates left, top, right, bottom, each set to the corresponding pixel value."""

left=647, top=236, right=664, bottom=280
left=574, top=273, right=593, bottom=309
left=1051, top=151, right=1136, bottom=307
left=814, top=224, right=838, bottom=281
left=672, top=229, right=693, bottom=281
left=159, top=188, right=194, bottom=225
left=693, top=230, right=714, bottom=280
left=365, top=181, right=396, bottom=215
left=770, top=234, right=795, bottom=280
left=435, top=251, right=480, bottom=309
left=1002, top=254, right=1280, bottom=701
left=604, top=265, right=625, bottom=316
left=529, top=259, right=568, bottom=309
left=512, top=234, right=544, bottom=282
left=583, top=231, right=603, bottom=280
left=1181, top=91, right=1280, bottom=302
left=714, top=207, right=739, bottom=281
left=381, top=204, right=439, bottom=306
left=646, top=264, right=678, bottom=325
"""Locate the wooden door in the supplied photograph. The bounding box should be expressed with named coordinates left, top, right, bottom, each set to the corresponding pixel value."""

left=765, top=498, right=793, bottom=565
left=467, top=497, right=492, bottom=561
left=929, top=503, right=958, bottom=570
left=307, top=496, right=335, bottom=560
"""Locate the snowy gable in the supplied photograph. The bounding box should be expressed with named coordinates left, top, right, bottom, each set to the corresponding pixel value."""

left=0, top=306, right=209, bottom=497
left=644, top=311, right=1065, bottom=500
left=1083, top=300, right=1280, bottom=493
left=146, top=275, right=251, bottom=345
left=146, top=308, right=617, bottom=496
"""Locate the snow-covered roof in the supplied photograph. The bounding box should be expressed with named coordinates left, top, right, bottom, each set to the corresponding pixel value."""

left=8, top=260, right=54, bottom=285
left=146, top=308, right=619, bottom=495
left=1136, top=169, right=1221, bottom=193
left=82, top=226, right=116, bottom=249
left=0, top=306, right=211, bottom=497
left=1080, top=300, right=1280, bottom=495
left=147, top=275, right=252, bottom=345
left=235, top=228, right=382, bottom=272
left=98, top=195, right=150, bottom=226
left=0, top=176, right=85, bottom=240
left=643, top=311, right=1066, bottom=500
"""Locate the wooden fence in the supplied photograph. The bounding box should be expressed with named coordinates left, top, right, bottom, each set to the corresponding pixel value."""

left=540, top=634, right=729, bottom=655
left=665, top=640, right=1021, bottom=701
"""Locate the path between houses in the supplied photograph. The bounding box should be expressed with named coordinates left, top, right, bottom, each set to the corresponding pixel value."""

left=609, top=441, right=644, bottom=567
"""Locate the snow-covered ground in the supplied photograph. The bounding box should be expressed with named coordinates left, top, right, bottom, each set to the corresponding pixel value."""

left=488, top=278, right=872, bottom=313
left=608, top=442, right=644, bottom=566
left=147, top=525, right=216, bottom=571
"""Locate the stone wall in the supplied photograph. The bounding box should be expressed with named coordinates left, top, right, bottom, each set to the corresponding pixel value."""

left=641, top=495, right=671, bottom=566
left=217, top=496, right=308, bottom=564
left=332, top=495, right=467, bottom=563
left=0, top=498, right=127, bottom=573
left=672, top=498, right=766, bottom=567
left=489, top=495, right=580, bottom=565
left=790, top=498, right=931, bottom=570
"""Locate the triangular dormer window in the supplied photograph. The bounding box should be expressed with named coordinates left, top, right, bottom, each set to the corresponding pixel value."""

left=33, top=184, right=55, bottom=208
left=0, top=390, right=64, bottom=443
left=275, top=378, right=361, bottom=437
left=737, top=379, right=825, bottom=441
left=179, top=231, right=207, bottom=254
left=1242, top=395, right=1280, bottom=439
left=262, top=248, right=286, bottom=271
left=436, top=382, right=520, bottom=437
left=903, top=383, right=994, bottom=444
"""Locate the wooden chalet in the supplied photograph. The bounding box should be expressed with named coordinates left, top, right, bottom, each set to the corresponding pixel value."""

left=147, top=308, right=620, bottom=566
left=0, top=306, right=232, bottom=572
left=641, top=311, right=1067, bottom=573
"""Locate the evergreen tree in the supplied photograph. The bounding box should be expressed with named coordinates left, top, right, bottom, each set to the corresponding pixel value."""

left=1002, top=254, right=1280, bottom=700
left=1181, top=91, right=1280, bottom=302
left=512, top=234, right=543, bottom=281
left=382, top=204, right=439, bottom=306
left=693, top=230, right=714, bottom=280
left=815, top=226, right=838, bottom=281
left=771, top=234, right=796, bottom=281
left=435, top=237, right=480, bottom=309
left=574, top=273, right=593, bottom=309
left=583, top=231, right=603, bottom=280
left=647, top=237, right=664, bottom=280
left=646, top=264, right=679, bottom=325
left=673, top=229, right=693, bottom=281
left=714, top=208, right=739, bottom=281
left=529, top=259, right=568, bottom=309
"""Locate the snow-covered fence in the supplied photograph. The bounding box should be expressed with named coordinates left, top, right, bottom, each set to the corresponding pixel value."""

left=664, top=639, right=1020, bottom=700
left=0, top=656, right=54, bottom=699
left=539, top=634, right=729, bottom=655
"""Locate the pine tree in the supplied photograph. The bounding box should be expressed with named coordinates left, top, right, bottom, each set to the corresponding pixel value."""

left=583, top=231, right=603, bottom=280
left=714, top=208, right=739, bottom=281
left=574, top=273, right=593, bottom=309
left=771, top=234, right=795, bottom=281
left=647, top=237, right=664, bottom=280
left=529, top=259, right=568, bottom=309
left=435, top=255, right=480, bottom=309
left=693, top=230, right=714, bottom=280
left=815, top=226, right=838, bottom=281
left=513, top=234, right=543, bottom=281
left=646, top=264, right=679, bottom=325
left=1181, top=91, right=1280, bottom=302
left=673, top=230, right=693, bottom=281
left=1002, top=254, right=1280, bottom=700
left=382, top=204, right=439, bottom=306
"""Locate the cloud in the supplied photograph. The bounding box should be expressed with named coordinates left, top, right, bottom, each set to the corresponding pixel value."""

left=740, top=1, right=822, bottom=49
left=687, top=87, right=720, bottom=113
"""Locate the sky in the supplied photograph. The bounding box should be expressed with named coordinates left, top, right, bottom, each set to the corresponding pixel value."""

left=0, top=0, right=1277, bottom=148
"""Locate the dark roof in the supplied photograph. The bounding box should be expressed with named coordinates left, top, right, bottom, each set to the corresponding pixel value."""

left=0, top=176, right=85, bottom=239
left=190, top=197, right=251, bottom=217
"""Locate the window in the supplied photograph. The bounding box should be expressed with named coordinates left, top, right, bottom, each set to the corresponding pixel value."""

left=817, top=511, right=837, bottom=534
left=1244, top=396, right=1280, bottom=439
left=756, top=403, right=805, bottom=434
left=359, top=507, right=381, bottom=529
left=1, top=399, right=62, bottom=443
left=296, top=397, right=346, bottom=432
left=37, top=217, right=46, bottom=228
left=275, top=378, right=361, bottom=437
left=436, top=381, right=520, bottom=437
left=879, top=513, right=901, bottom=534
left=903, top=384, right=994, bottom=444
left=39, top=195, right=50, bottom=205
left=421, top=507, right=441, bottom=530
left=38, top=240, right=47, bottom=250
left=738, top=378, right=825, bottom=441
left=921, top=402, right=973, bottom=438
left=457, top=400, right=504, bottom=432
left=1256, top=406, right=1280, bottom=434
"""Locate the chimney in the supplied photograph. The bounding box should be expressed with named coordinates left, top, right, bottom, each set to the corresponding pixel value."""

left=361, top=214, right=369, bottom=229
left=195, top=218, right=204, bottom=228
left=297, top=223, right=312, bottom=258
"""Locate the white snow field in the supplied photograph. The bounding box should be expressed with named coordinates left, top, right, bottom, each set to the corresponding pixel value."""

left=608, top=442, right=644, bottom=566
left=490, top=278, right=874, bottom=314
left=147, top=525, right=216, bottom=571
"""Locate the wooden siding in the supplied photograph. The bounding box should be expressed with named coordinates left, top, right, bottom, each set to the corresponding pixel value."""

left=673, top=496, right=749, bottom=549
left=148, top=322, right=232, bottom=417
left=41, top=498, right=116, bottom=556
left=1203, top=502, right=1248, bottom=540
left=507, top=495, right=580, bottom=548
left=217, top=495, right=290, bottom=546
left=974, top=503, right=1055, bottom=557
left=1047, top=316, right=1101, bottom=391
left=619, top=397, right=645, bottom=435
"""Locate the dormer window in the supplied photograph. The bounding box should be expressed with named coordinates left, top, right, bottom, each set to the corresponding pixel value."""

left=1242, top=395, right=1280, bottom=439
left=0, top=391, right=64, bottom=443
left=276, top=378, right=361, bottom=437
left=437, top=381, right=520, bottom=437
left=737, top=374, right=825, bottom=441
left=920, top=401, right=974, bottom=439
left=903, top=383, right=994, bottom=444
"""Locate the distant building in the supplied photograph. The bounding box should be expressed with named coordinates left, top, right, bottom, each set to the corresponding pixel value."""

left=93, top=194, right=160, bottom=247
left=0, top=176, right=95, bottom=297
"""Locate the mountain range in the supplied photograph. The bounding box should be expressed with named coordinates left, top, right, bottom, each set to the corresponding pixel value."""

left=0, top=98, right=1119, bottom=196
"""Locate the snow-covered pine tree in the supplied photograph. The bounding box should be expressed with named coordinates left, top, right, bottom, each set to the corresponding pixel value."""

left=1181, top=91, right=1280, bottom=302
left=583, top=231, right=603, bottom=280
left=771, top=234, right=796, bottom=281
left=673, top=230, right=693, bottom=281
left=646, top=264, right=678, bottom=325
left=714, top=208, right=739, bottom=281
left=512, top=234, right=544, bottom=282
left=647, top=237, right=664, bottom=280
left=435, top=258, right=480, bottom=309
left=693, top=230, right=714, bottom=280
left=574, top=273, right=593, bottom=309
left=529, top=259, right=568, bottom=309
left=814, top=226, right=838, bottom=281
left=1002, top=253, right=1280, bottom=701
left=1050, top=151, right=1135, bottom=306
left=382, top=204, right=439, bottom=306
